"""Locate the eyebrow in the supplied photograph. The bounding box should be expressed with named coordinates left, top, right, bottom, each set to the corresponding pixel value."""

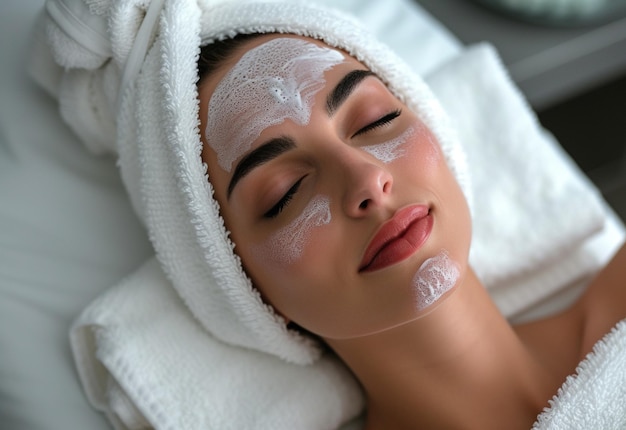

left=227, top=69, right=375, bottom=198
left=227, top=136, right=296, bottom=199
left=326, top=69, right=376, bottom=116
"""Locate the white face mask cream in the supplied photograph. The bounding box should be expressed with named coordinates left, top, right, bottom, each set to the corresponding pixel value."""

left=253, top=195, right=332, bottom=266
left=412, top=250, right=459, bottom=311
left=206, top=38, right=345, bottom=171
left=362, top=125, right=416, bottom=163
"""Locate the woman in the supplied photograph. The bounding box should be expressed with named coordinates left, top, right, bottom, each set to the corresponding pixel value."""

left=37, top=0, right=626, bottom=427
left=195, top=32, right=626, bottom=429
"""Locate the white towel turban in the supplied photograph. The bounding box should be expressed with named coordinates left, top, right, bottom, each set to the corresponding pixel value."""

left=43, top=0, right=470, bottom=364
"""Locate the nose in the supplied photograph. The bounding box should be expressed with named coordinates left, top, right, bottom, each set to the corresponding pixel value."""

left=341, top=152, right=393, bottom=218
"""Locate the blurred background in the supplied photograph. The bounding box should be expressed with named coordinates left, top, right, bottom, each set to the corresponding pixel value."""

left=418, top=0, right=626, bottom=222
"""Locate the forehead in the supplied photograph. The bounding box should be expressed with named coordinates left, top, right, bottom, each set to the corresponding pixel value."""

left=201, top=35, right=364, bottom=171
left=199, top=34, right=376, bottom=180
left=200, top=34, right=362, bottom=96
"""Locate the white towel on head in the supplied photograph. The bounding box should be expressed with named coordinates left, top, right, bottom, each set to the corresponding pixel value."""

left=64, top=42, right=619, bottom=429
left=41, top=0, right=155, bottom=155
left=36, top=0, right=474, bottom=365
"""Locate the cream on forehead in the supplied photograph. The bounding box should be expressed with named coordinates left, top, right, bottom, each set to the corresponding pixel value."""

left=253, top=195, right=332, bottom=266
left=206, top=38, right=345, bottom=171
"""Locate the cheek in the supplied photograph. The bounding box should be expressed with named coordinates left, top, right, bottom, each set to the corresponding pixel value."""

left=250, top=195, right=332, bottom=267
left=410, top=123, right=441, bottom=167
left=361, top=125, right=416, bottom=163
left=388, top=122, right=442, bottom=176
left=365, top=121, right=442, bottom=170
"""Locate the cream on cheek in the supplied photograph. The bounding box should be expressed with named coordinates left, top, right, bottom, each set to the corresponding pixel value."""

left=361, top=125, right=416, bottom=163
left=205, top=38, right=345, bottom=172
left=360, top=121, right=441, bottom=167
left=252, top=195, right=332, bottom=266
left=412, top=250, right=460, bottom=311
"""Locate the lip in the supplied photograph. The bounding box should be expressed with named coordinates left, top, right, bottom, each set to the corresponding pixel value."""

left=359, top=205, right=433, bottom=273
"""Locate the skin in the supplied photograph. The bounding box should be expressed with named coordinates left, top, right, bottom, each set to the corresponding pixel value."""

left=198, top=34, right=626, bottom=429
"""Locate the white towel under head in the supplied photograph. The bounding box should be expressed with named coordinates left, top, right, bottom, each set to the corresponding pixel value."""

left=70, top=258, right=365, bottom=430
left=426, top=43, right=607, bottom=316
left=41, top=0, right=472, bottom=364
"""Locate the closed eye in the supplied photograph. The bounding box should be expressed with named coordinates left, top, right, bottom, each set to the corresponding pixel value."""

left=264, top=176, right=306, bottom=219
left=352, top=109, right=402, bottom=138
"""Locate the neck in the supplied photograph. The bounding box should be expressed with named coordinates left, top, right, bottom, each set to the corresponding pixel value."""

left=325, top=269, right=559, bottom=430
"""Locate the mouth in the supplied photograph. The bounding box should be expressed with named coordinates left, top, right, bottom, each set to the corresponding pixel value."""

left=359, top=204, right=433, bottom=273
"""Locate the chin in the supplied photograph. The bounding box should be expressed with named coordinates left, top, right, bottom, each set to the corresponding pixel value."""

left=411, top=249, right=461, bottom=312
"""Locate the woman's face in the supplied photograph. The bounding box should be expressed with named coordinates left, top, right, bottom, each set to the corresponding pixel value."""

left=198, top=34, right=471, bottom=340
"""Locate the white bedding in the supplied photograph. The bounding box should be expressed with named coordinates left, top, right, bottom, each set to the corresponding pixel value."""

left=0, top=2, right=152, bottom=428
left=1, top=1, right=623, bottom=429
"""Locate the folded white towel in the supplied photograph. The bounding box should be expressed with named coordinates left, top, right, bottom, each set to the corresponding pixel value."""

left=428, top=43, right=608, bottom=315
left=70, top=258, right=365, bottom=430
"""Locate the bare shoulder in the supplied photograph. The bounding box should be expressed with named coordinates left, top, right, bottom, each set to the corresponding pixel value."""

left=511, top=243, right=626, bottom=382
left=577, top=242, right=626, bottom=355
